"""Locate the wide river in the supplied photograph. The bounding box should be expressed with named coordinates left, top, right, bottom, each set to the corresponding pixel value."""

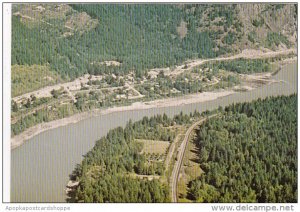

left=11, top=62, right=297, bottom=202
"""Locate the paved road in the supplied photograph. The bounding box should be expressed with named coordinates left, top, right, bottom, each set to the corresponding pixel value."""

left=170, top=114, right=217, bottom=202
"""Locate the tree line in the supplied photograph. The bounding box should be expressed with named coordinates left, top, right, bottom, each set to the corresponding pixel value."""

left=13, top=4, right=240, bottom=80
left=188, top=94, right=297, bottom=203
left=69, top=113, right=195, bottom=203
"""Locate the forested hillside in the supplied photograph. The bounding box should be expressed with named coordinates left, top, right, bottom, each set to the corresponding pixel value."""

left=11, top=3, right=297, bottom=204
left=188, top=95, right=297, bottom=203
left=12, top=4, right=297, bottom=80
left=68, top=113, right=193, bottom=203
left=69, top=95, right=297, bottom=203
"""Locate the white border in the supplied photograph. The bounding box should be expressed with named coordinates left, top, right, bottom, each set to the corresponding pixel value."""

left=2, top=3, right=11, bottom=203
left=1, top=0, right=299, bottom=3
left=0, top=1, right=299, bottom=211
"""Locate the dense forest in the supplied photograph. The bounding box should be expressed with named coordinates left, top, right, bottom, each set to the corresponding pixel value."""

left=12, top=4, right=217, bottom=79
left=201, top=58, right=272, bottom=74
left=12, top=4, right=296, bottom=80
left=69, top=112, right=194, bottom=203
left=188, top=94, right=297, bottom=203
left=69, top=95, right=297, bottom=203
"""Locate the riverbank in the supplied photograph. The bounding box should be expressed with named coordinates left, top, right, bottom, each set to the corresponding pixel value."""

left=11, top=50, right=296, bottom=149
left=11, top=90, right=235, bottom=149
left=11, top=58, right=294, bottom=150
left=11, top=61, right=296, bottom=202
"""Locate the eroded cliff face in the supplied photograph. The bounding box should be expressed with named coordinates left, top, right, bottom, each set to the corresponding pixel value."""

left=236, top=4, right=297, bottom=48
left=193, top=4, right=297, bottom=52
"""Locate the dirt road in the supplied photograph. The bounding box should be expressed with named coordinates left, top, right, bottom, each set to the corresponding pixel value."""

left=11, top=48, right=295, bottom=149
left=170, top=114, right=217, bottom=202
left=167, top=48, right=296, bottom=77
left=13, top=48, right=295, bottom=103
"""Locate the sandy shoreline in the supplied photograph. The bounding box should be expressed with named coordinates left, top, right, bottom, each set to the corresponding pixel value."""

left=11, top=90, right=235, bottom=149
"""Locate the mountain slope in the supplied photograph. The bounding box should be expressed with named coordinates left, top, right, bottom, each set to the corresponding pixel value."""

left=12, top=4, right=297, bottom=80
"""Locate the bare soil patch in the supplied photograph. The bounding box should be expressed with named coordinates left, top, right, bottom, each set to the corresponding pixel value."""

left=177, top=20, right=188, bottom=39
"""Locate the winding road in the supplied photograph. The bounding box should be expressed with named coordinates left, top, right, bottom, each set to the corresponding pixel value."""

left=170, top=114, right=218, bottom=202
left=159, top=48, right=296, bottom=77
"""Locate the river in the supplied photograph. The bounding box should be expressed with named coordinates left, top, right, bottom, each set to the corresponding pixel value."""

left=11, top=62, right=297, bottom=202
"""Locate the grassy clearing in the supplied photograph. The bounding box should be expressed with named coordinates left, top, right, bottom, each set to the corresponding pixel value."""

left=177, top=171, right=189, bottom=201
left=136, top=139, right=170, bottom=155
left=184, top=161, right=203, bottom=181
left=128, top=173, right=161, bottom=181
left=178, top=131, right=203, bottom=201
left=12, top=64, right=62, bottom=97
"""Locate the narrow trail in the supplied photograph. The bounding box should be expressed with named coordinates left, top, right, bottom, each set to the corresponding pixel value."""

left=170, top=114, right=217, bottom=202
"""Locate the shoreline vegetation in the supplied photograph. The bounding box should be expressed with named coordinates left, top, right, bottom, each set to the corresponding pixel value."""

left=11, top=90, right=235, bottom=149
left=67, top=94, right=297, bottom=203
left=185, top=94, right=297, bottom=202
left=10, top=4, right=298, bottom=203
left=11, top=53, right=296, bottom=150
left=11, top=57, right=297, bottom=150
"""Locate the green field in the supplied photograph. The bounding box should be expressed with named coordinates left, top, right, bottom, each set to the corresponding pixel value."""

left=12, top=64, right=61, bottom=97
left=136, top=139, right=170, bottom=155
